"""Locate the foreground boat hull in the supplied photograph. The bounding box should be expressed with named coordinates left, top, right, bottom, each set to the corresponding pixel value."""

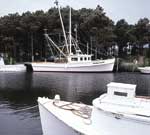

left=38, top=82, right=150, bottom=135
left=38, top=97, right=109, bottom=135
left=91, top=105, right=150, bottom=135
left=31, top=58, right=115, bottom=72
left=38, top=96, right=150, bottom=135
left=38, top=102, right=80, bottom=135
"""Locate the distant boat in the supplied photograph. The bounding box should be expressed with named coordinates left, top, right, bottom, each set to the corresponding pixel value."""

left=38, top=82, right=150, bottom=135
left=0, top=56, right=26, bottom=72
left=138, top=66, right=150, bottom=74
left=29, top=1, right=115, bottom=73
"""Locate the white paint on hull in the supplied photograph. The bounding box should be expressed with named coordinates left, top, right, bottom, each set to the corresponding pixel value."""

left=38, top=102, right=80, bottom=135
left=92, top=98, right=150, bottom=135
left=38, top=96, right=150, bottom=135
left=0, top=64, right=26, bottom=72
left=38, top=82, right=150, bottom=135
left=138, top=67, right=150, bottom=74
left=38, top=98, right=109, bottom=135
left=0, top=57, right=26, bottom=72
left=0, top=57, right=4, bottom=66
left=32, top=58, right=115, bottom=72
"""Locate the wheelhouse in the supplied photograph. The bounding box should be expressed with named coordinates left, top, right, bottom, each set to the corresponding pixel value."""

left=68, top=54, right=92, bottom=63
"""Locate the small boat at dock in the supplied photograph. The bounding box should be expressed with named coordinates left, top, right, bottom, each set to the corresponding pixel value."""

left=38, top=82, right=150, bottom=135
left=0, top=56, right=26, bottom=72
left=138, top=66, right=150, bottom=74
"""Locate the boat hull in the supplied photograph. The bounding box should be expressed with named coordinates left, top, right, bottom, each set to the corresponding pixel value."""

left=0, top=65, right=26, bottom=72
left=92, top=97, right=150, bottom=135
left=138, top=67, right=150, bottom=74
left=38, top=97, right=109, bottom=135
left=38, top=98, right=150, bottom=135
left=91, top=107, right=150, bottom=135
left=31, top=58, right=115, bottom=72
left=38, top=102, right=80, bottom=135
left=38, top=82, right=150, bottom=135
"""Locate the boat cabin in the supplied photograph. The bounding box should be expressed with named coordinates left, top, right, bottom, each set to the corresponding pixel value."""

left=67, top=54, right=92, bottom=63
left=107, top=82, right=136, bottom=99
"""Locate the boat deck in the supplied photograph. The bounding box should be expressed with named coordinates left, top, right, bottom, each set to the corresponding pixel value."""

left=94, top=94, right=150, bottom=123
left=38, top=97, right=112, bottom=135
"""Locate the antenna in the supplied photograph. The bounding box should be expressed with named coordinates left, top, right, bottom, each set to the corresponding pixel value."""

left=54, top=0, right=58, bottom=6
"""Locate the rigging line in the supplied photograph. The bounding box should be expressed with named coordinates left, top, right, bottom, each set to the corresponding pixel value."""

left=47, top=39, right=61, bottom=56
left=0, top=105, right=38, bottom=114
left=79, top=42, right=109, bottom=56
left=45, top=34, right=67, bottom=57
left=70, top=33, right=109, bottom=56
left=45, top=38, right=54, bottom=56
left=72, top=38, right=83, bottom=54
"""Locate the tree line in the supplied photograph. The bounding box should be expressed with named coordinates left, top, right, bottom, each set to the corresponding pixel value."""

left=0, top=5, right=150, bottom=62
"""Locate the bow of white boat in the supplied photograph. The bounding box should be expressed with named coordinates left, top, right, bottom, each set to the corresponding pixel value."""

left=38, top=96, right=112, bottom=135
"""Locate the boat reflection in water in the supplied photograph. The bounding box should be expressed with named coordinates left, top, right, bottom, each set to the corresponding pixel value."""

left=32, top=72, right=114, bottom=103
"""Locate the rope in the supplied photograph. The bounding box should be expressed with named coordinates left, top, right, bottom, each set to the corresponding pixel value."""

left=53, top=101, right=92, bottom=119
left=72, top=106, right=92, bottom=119
left=0, top=105, right=38, bottom=114
left=53, top=101, right=74, bottom=111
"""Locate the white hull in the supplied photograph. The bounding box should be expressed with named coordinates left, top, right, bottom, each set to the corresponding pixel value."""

left=38, top=97, right=150, bottom=135
left=0, top=64, right=26, bottom=72
left=38, top=102, right=80, bottom=135
left=38, top=82, right=150, bottom=135
left=138, top=67, right=150, bottom=74
left=92, top=98, right=150, bottom=135
left=32, top=58, right=115, bottom=72
left=38, top=98, right=109, bottom=135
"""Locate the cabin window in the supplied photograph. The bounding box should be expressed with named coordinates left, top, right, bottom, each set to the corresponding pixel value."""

left=114, top=91, right=127, bottom=97
left=84, top=57, right=87, bottom=61
left=80, top=57, right=83, bottom=61
left=88, top=57, right=90, bottom=60
left=71, top=57, right=78, bottom=61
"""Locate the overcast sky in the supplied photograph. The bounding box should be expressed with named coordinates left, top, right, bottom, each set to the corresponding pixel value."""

left=0, top=0, right=149, bottom=24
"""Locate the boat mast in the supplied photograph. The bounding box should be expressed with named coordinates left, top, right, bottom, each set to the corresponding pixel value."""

left=69, top=7, right=72, bottom=55
left=54, top=0, right=69, bottom=54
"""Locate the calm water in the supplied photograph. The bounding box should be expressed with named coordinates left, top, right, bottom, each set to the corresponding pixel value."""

left=0, top=72, right=150, bottom=135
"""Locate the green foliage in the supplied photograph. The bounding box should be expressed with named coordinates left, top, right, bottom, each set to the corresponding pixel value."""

left=0, top=5, right=149, bottom=62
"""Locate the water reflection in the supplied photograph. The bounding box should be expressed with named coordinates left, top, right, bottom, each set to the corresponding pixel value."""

left=0, top=72, right=150, bottom=135
left=113, top=72, right=150, bottom=96
left=31, top=72, right=114, bottom=103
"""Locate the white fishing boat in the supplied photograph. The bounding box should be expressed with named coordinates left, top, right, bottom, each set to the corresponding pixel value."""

left=38, top=82, right=150, bottom=135
left=138, top=66, right=150, bottom=74
left=30, top=1, right=115, bottom=72
left=0, top=56, right=26, bottom=72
